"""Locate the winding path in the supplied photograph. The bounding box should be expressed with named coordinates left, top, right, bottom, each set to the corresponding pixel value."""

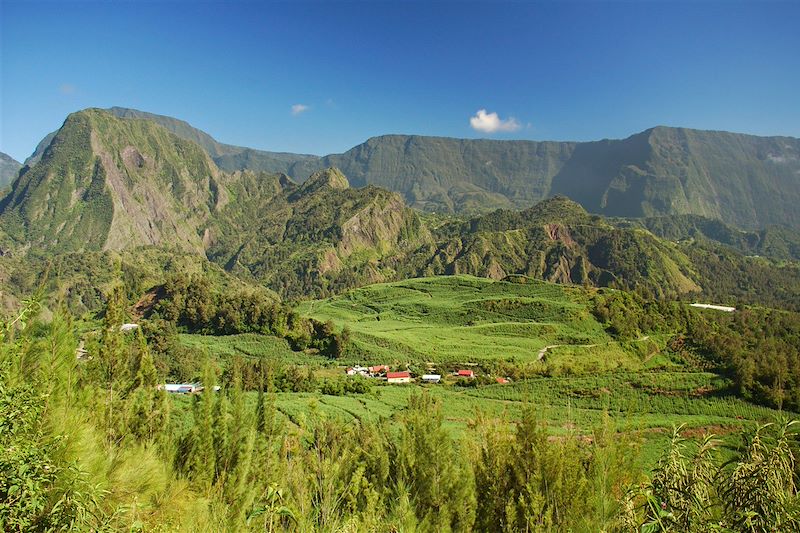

left=536, top=335, right=651, bottom=362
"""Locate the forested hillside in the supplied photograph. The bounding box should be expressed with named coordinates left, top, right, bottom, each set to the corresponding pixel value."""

left=3, top=280, right=800, bottom=531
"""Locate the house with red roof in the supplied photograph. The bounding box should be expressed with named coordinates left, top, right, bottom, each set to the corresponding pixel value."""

left=386, top=371, right=411, bottom=384
left=369, top=365, right=390, bottom=375
left=457, top=369, right=475, bottom=378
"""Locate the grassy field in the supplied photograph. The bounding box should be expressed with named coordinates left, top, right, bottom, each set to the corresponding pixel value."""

left=297, top=275, right=639, bottom=367
left=178, top=332, right=326, bottom=365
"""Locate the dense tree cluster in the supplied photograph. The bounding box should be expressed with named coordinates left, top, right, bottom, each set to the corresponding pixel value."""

left=592, top=291, right=800, bottom=411
left=683, top=245, right=800, bottom=312
left=151, top=273, right=348, bottom=358
left=686, top=309, right=800, bottom=411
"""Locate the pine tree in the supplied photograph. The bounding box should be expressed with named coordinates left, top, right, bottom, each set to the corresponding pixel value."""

left=93, top=282, right=131, bottom=440
left=395, top=392, right=476, bottom=531
left=131, top=328, right=158, bottom=390
left=224, top=365, right=256, bottom=529
left=191, top=359, right=217, bottom=487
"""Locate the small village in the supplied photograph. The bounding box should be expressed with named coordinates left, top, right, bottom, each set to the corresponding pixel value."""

left=344, top=365, right=510, bottom=385
left=160, top=365, right=512, bottom=394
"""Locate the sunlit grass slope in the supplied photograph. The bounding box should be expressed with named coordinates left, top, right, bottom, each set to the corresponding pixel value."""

left=298, top=275, right=637, bottom=367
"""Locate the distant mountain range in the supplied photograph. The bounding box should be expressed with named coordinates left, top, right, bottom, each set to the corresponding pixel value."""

left=18, top=106, right=800, bottom=229
left=0, top=152, right=21, bottom=189
left=1, top=108, right=798, bottom=310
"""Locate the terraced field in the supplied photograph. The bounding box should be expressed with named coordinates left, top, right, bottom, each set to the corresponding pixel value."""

left=298, top=275, right=635, bottom=367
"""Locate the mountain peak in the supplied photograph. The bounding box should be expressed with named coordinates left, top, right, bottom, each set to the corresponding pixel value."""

left=0, top=107, right=222, bottom=253
left=515, top=195, right=591, bottom=227
left=299, top=167, right=350, bottom=194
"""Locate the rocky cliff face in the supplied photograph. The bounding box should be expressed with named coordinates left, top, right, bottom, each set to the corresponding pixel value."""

left=206, top=167, right=430, bottom=298
left=308, top=128, right=800, bottom=229
left=0, top=109, right=223, bottom=253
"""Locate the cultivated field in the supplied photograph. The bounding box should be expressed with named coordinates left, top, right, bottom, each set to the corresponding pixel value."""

left=298, top=275, right=636, bottom=367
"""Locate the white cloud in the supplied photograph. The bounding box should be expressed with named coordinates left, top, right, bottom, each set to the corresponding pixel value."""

left=469, top=109, right=521, bottom=133
left=291, top=104, right=310, bottom=115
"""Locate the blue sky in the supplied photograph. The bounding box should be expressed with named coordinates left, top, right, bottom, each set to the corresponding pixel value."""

left=2, top=0, right=799, bottom=162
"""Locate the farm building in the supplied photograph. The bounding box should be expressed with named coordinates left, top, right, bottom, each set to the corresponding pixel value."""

left=369, top=365, right=390, bottom=375
left=457, top=369, right=475, bottom=378
left=386, top=371, right=411, bottom=384
left=161, top=383, right=203, bottom=394
left=495, top=377, right=510, bottom=384
left=422, top=374, right=441, bottom=383
left=347, top=366, right=369, bottom=376
left=160, top=383, right=220, bottom=394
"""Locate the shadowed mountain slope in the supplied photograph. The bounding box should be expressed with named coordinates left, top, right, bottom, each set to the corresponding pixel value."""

left=0, top=152, right=21, bottom=189
left=296, top=128, right=800, bottom=228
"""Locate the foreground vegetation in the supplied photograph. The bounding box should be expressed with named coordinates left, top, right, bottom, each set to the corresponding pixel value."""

left=4, top=274, right=800, bottom=531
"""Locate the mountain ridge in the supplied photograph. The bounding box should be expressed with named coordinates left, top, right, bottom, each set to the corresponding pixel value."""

left=1, top=107, right=798, bottom=311
left=13, top=107, right=800, bottom=231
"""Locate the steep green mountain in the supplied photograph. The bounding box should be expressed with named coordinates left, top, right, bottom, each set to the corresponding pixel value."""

left=0, top=109, right=429, bottom=300
left=24, top=107, right=320, bottom=173
left=550, top=127, right=800, bottom=230
left=204, top=167, right=430, bottom=298
left=105, top=107, right=320, bottom=173
left=404, top=197, right=800, bottom=310
left=3, top=108, right=797, bottom=310
left=401, top=197, right=704, bottom=299
left=289, top=135, right=572, bottom=213
left=0, top=152, right=22, bottom=188
left=1, top=108, right=225, bottom=253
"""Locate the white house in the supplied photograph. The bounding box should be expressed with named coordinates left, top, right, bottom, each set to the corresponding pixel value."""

left=162, top=383, right=203, bottom=394
left=160, top=383, right=220, bottom=394
left=346, top=365, right=369, bottom=376
left=421, top=374, right=441, bottom=383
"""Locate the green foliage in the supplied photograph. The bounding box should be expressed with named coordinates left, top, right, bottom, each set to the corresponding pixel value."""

left=626, top=421, right=800, bottom=532
left=392, top=392, right=476, bottom=531
left=299, top=275, right=612, bottom=365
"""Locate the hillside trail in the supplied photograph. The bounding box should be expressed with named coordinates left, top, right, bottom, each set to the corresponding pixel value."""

left=536, top=335, right=652, bottom=362
left=537, top=343, right=597, bottom=361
